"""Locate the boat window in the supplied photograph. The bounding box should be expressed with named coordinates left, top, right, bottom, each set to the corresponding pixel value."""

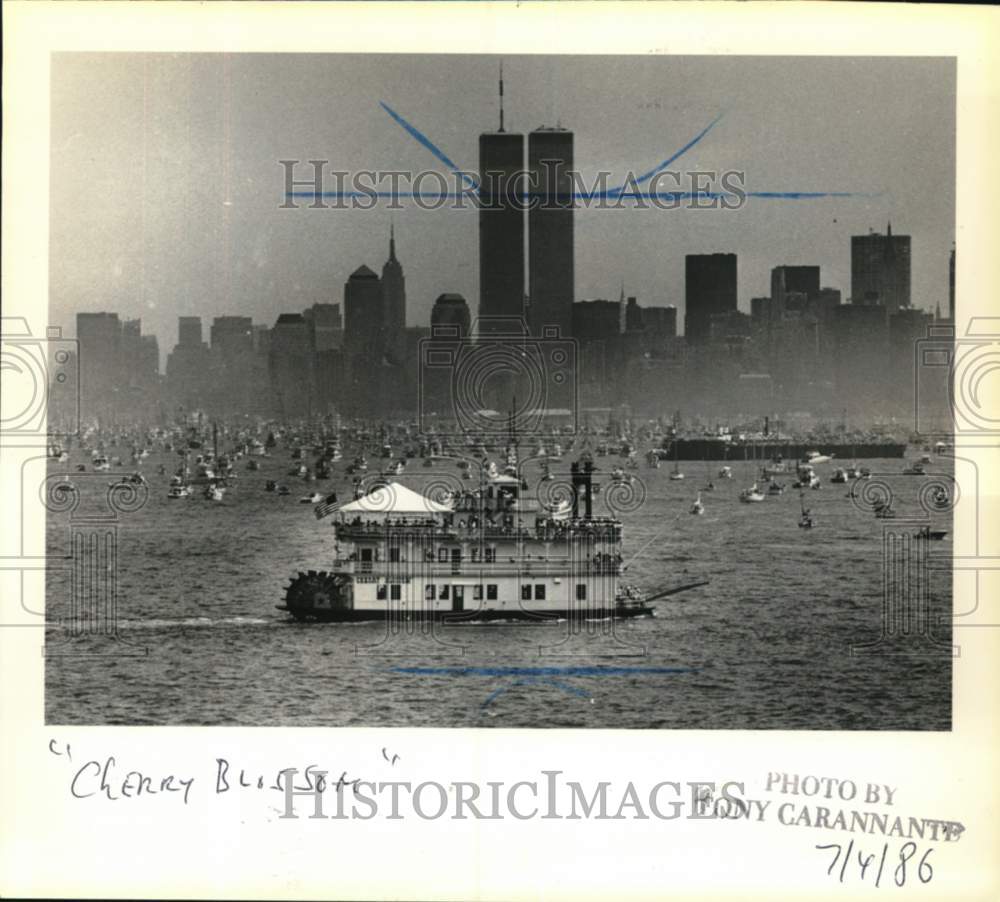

left=535, top=584, right=546, bottom=600
left=576, top=583, right=587, bottom=601
left=521, top=584, right=532, bottom=601
left=487, top=584, right=498, bottom=600
left=439, top=585, right=450, bottom=600
left=425, top=584, right=435, bottom=601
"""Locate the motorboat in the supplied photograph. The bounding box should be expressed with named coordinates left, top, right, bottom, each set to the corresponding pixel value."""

left=167, top=485, right=191, bottom=499
left=739, top=484, right=766, bottom=503
left=301, top=492, right=324, bottom=504
left=718, top=466, right=733, bottom=479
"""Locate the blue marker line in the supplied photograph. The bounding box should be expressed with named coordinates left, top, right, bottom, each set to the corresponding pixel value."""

left=379, top=101, right=478, bottom=190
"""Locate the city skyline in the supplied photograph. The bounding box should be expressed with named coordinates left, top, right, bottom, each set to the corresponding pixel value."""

left=50, top=54, right=955, bottom=357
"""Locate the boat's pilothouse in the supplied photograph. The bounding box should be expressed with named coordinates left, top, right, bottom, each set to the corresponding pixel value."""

left=279, top=459, right=668, bottom=623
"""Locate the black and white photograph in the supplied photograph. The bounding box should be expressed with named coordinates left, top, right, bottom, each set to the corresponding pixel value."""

left=41, top=51, right=958, bottom=729
left=4, top=4, right=1000, bottom=900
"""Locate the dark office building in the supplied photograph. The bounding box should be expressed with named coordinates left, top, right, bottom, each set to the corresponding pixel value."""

left=479, top=129, right=525, bottom=334
left=76, top=312, right=122, bottom=423
left=304, top=303, right=343, bottom=352
left=344, top=264, right=383, bottom=355
left=431, top=293, right=472, bottom=338
left=177, top=316, right=203, bottom=349
left=685, top=253, right=737, bottom=344
left=851, top=224, right=911, bottom=312
left=424, top=293, right=472, bottom=417
left=643, top=305, right=678, bottom=340
left=528, top=127, right=574, bottom=337
left=771, top=265, right=820, bottom=317
left=269, top=313, right=314, bottom=418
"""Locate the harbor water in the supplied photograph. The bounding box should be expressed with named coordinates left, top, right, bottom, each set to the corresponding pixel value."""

left=45, top=452, right=953, bottom=729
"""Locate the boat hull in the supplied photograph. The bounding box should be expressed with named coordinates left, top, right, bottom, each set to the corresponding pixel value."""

left=275, top=604, right=655, bottom=623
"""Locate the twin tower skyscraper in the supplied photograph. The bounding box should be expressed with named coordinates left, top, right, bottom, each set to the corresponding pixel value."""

left=478, top=68, right=575, bottom=339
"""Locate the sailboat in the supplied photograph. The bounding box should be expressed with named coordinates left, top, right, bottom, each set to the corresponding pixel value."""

left=669, top=442, right=684, bottom=480
left=739, top=483, right=766, bottom=503
left=690, top=493, right=704, bottom=515
left=798, top=491, right=814, bottom=528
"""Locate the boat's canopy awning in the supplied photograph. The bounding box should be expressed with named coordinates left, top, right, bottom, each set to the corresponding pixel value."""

left=336, top=481, right=453, bottom=521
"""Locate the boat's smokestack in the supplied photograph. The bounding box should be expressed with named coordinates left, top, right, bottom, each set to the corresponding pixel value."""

left=571, top=461, right=581, bottom=519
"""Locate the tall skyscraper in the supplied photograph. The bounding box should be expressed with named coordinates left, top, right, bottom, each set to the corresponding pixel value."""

left=851, top=223, right=911, bottom=312
left=381, top=224, right=407, bottom=362
left=528, top=126, right=574, bottom=337
left=685, top=253, right=738, bottom=344
left=478, top=69, right=525, bottom=335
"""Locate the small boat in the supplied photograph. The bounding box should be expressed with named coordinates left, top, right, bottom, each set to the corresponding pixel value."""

left=277, top=484, right=290, bottom=496
left=289, top=464, right=308, bottom=478
left=646, top=450, right=661, bottom=469
left=167, top=485, right=190, bottom=499
left=915, top=526, right=948, bottom=541
left=247, top=459, right=260, bottom=471
left=301, top=492, right=324, bottom=504
left=902, top=463, right=927, bottom=476
left=669, top=468, right=685, bottom=481
left=767, top=480, right=785, bottom=496
left=690, top=493, right=704, bottom=515
left=802, top=450, right=832, bottom=465
left=718, top=466, right=733, bottom=479
left=265, top=480, right=277, bottom=492
left=92, top=455, right=110, bottom=472
left=798, top=493, right=813, bottom=529
left=830, top=468, right=848, bottom=484
left=739, top=483, right=766, bottom=503
left=845, top=464, right=862, bottom=480
left=204, top=484, right=225, bottom=501
left=611, top=466, right=634, bottom=485
left=920, top=453, right=932, bottom=464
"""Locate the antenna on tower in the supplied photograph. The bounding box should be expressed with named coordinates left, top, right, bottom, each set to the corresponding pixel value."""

left=499, top=61, right=505, bottom=133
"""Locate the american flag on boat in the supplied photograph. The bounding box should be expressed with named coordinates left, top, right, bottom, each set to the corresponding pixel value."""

left=314, top=491, right=339, bottom=520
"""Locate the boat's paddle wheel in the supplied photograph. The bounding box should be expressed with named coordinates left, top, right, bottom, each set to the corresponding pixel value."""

left=279, top=570, right=348, bottom=621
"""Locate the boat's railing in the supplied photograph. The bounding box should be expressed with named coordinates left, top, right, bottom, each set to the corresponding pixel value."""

left=334, top=521, right=623, bottom=543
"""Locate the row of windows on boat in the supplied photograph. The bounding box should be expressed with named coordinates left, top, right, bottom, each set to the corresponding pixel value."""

left=370, top=582, right=594, bottom=602
left=347, top=548, right=624, bottom=566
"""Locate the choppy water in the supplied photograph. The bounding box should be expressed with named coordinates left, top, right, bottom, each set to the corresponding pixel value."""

left=45, top=451, right=952, bottom=729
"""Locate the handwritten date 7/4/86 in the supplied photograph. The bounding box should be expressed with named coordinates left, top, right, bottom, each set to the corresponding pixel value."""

left=816, top=841, right=934, bottom=888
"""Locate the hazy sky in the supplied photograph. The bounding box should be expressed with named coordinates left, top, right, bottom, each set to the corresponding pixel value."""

left=50, top=53, right=955, bottom=358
